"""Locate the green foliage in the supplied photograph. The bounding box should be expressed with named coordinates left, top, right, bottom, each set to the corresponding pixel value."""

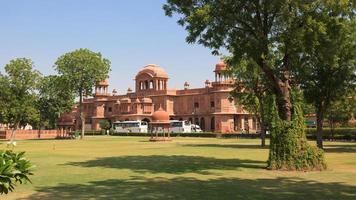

left=299, top=2, right=356, bottom=147
left=163, top=0, right=338, bottom=170
left=36, top=75, right=75, bottom=129
left=0, top=150, right=34, bottom=194
left=306, top=127, right=356, bottom=140
left=228, top=57, right=268, bottom=119
left=267, top=90, right=326, bottom=170
left=99, top=120, right=111, bottom=131
left=326, top=94, right=356, bottom=127
left=227, top=57, right=270, bottom=146
left=0, top=58, right=41, bottom=132
left=54, top=48, right=111, bottom=98
left=54, top=48, right=111, bottom=138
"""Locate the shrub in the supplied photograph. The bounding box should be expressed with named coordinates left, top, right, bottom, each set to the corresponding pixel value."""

left=306, top=128, right=356, bottom=140
left=0, top=150, right=34, bottom=194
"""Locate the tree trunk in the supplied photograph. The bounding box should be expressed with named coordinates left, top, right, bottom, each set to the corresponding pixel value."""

left=258, top=100, right=266, bottom=147
left=276, top=82, right=292, bottom=121
left=256, top=115, right=265, bottom=147
left=267, top=95, right=326, bottom=170
left=260, top=122, right=266, bottom=147
left=259, top=55, right=325, bottom=170
left=10, top=127, right=17, bottom=143
left=329, top=119, right=335, bottom=140
left=316, top=106, right=324, bottom=149
left=79, top=91, right=85, bottom=139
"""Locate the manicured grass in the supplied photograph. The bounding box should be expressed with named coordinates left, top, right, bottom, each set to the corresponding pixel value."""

left=2, top=136, right=356, bottom=200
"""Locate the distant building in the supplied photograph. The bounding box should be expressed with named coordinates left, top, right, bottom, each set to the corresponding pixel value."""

left=58, top=62, right=259, bottom=133
left=0, top=123, right=32, bottom=130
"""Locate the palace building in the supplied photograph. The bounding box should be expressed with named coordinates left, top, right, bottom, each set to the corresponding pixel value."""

left=58, top=62, right=259, bottom=133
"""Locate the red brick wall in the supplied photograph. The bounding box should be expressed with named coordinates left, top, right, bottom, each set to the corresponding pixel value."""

left=0, top=129, right=69, bottom=140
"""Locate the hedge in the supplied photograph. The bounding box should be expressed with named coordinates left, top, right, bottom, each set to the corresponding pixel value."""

left=306, top=128, right=356, bottom=140
left=71, top=127, right=356, bottom=141
left=111, top=132, right=261, bottom=139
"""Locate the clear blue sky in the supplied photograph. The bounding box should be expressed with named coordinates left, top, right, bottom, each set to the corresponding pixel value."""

left=0, top=0, right=224, bottom=93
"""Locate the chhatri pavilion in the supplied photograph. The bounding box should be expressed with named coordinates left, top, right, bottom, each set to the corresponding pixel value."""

left=58, top=62, right=259, bottom=133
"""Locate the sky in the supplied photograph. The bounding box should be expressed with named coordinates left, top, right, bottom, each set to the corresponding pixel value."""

left=0, top=0, right=225, bottom=93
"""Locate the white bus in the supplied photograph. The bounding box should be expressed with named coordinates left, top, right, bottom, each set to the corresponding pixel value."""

left=113, top=121, right=148, bottom=133
left=170, top=120, right=192, bottom=133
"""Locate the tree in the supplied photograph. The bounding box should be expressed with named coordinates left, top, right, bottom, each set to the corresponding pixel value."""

left=99, top=120, right=111, bottom=134
left=36, top=75, right=75, bottom=129
left=227, top=58, right=269, bottom=147
left=0, top=58, right=41, bottom=142
left=54, top=48, right=111, bottom=139
left=0, top=150, right=34, bottom=194
left=162, top=0, right=345, bottom=170
left=300, top=9, right=356, bottom=148
left=326, top=94, right=356, bottom=138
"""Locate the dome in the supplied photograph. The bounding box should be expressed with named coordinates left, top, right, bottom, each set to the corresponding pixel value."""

left=136, top=64, right=168, bottom=79
left=152, top=108, right=170, bottom=122
left=215, top=61, right=226, bottom=72
left=97, top=79, right=109, bottom=86
left=141, top=97, right=152, bottom=103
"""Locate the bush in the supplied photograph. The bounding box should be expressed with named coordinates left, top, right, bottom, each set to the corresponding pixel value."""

left=0, top=150, right=34, bottom=194
left=306, top=128, right=356, bottom=140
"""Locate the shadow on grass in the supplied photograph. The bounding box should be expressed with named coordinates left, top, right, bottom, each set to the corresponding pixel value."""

left=183, top=143, right=269, bottom=149
left=184, top=143, right=356, bottom=153
left=20, top=177, right=356, bottom=200
left=324, top=144, right=356, bottom=153
left=66, top=155, right=266, bottom=174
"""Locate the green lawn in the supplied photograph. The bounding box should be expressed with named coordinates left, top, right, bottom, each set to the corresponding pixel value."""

left=2, top=136, right=356, bottom=200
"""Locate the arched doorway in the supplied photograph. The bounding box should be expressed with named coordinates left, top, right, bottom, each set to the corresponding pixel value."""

left=200, top=117, right=205, bottom=131
left=233, top=115, right=239, bottom=132
left=194, top=118, right=199, bottom=126
left=108, top=120, right=112, bottom=129
left=142, top=118, right=150, bottom=123
left=211, top=117, right=215, bottom=132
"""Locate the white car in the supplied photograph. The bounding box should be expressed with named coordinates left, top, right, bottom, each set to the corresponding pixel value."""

left=191, top=124, right=202, bottom=133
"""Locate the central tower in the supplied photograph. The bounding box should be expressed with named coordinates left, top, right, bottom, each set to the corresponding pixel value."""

left=135, top=64, right=169, bottom=93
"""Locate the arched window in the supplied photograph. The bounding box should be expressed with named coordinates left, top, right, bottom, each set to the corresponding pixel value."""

left=211, top=117, right=215, bottom=131
left=194, top=118, right=199, bottom=125
left=145, top=81, right=149, bottom=90
left=200, top=117, right=205, bottom=131
left=150, top=80, right=154, bottom=89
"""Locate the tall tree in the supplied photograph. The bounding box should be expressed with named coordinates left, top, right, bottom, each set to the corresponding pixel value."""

left=162, top=0, right=354, bottom=170
left=0, top=58, right=41, bottom=142
left=36, top=75, right=75, bottom=129
left=54, top=48, right=111, bottom=139
left=227, top=58, right=269, bottom=147
left=300, top=6, right=356, bottom=148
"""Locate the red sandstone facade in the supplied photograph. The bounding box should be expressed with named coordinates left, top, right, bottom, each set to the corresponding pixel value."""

left=58, top=62, right=259, bottom=133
